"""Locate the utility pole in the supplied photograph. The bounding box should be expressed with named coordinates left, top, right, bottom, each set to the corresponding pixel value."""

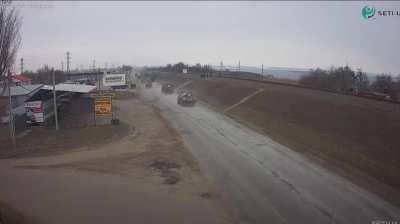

left=20, top=58, right=24, bottom=74
left=261, top=64, right=264, bottom=79
left=7, top=70, right=16, bottom=146
left=207, top=64, right=211, bottom=79
left=66, top=51, right=71, bottom=73
left=238, top=60, right=241, bottom=73
left=52, top=69, right=59, bottom=131
left=92, top=59, right=96, bottom=71
left=61, top=61, right=64, bottom=72
left=220, top=61, right=223, bottom=77
left=209, top=64, right=211, bottom=78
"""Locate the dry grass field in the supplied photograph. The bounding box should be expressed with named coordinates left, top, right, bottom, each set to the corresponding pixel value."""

left=156, top=72, right=400, bottom=206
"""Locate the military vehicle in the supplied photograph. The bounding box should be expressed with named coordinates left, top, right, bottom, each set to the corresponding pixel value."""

left=161, top=83, right=175, bottom=94
left=177, top=91, right=196, bottom=106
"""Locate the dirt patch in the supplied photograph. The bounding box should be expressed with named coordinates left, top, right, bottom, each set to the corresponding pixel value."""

left=157, top=72, right=400, bottom=207
left=0, top=123, right=131, bottom=159
left=10, top=98, right=202, bottom=183
left=200, top=192, right=213, bottom=199
left=0, top=201, right=33, bottom=224
left=113, top=91, right=138, bottom=100
left=0, top=96, right=237, bottom=224
left=148, top=159, right=182, bottom=185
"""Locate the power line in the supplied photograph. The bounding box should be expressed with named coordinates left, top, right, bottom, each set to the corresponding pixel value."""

left=261, top=64, right=264, bottom=79
left=7, top=70, right=15, bottom=145
left=52, top=69, right=59, bottom=131
left=220, top=61, right=223, bottom=77
left=20, top=58, right=24, bottom=74
left=66, top=51, right=71, bottom=73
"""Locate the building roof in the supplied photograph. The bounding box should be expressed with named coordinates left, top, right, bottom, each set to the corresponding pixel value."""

left=41, top=83, right=96, bottom=93
left=12, top=74, right=31, bottom=82
left=0, top=84, right=43, bottom=97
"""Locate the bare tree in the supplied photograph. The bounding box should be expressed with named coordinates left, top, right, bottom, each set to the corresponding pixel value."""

left=300, top=66, right=363, bottom=93
left=353, top=69, right=370, bottom=93
left=0, top=0, right=22, bottom=95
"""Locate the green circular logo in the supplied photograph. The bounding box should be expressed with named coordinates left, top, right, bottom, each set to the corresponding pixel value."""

left=362, top=6, right=375, bottom=19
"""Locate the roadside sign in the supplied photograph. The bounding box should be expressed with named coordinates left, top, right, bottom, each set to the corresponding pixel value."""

left=103, top=74, right=126, bottom=87
left=95, top=96, right=112, bottom=115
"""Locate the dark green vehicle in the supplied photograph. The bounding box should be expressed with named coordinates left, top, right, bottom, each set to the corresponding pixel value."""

left=177, top=91, right=196, bottom=106
left=161, top=83, right=175, bottom=94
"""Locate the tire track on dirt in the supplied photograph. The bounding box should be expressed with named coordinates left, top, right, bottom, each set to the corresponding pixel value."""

left=223, top=89, right=265, bottom=113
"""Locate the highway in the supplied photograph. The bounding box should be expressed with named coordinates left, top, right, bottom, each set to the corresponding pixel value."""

left=140, top=82, right=400, bottom=224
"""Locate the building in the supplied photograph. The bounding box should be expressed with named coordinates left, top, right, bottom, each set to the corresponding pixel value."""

left=0, top=74, right=32, bottom=87
left=65, top=71, right=103, bottom=83
left=0, top=84, right=43, bottom=123
left=12, top=74, right=32, bottom=86
left=0, top=84, right=43, bottom=141
left=25, top=83, right=96, bottom=125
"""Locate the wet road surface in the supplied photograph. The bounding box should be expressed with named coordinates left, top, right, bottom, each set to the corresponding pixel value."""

left=140, top=83, right=400, bottom=224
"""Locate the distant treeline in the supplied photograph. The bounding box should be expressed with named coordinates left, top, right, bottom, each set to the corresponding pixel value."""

left=299, top=66, right=400, bottom=101
left=23, top=64, right=133, bottom=85
left=150, top=63, right=400, bottom=101
left=151, top=62, right=214, bottom=74
left=24, top=65, right=66, bottom=85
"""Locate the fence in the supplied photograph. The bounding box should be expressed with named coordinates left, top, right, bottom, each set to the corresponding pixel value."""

left=0, top=113, right=27, bottom=142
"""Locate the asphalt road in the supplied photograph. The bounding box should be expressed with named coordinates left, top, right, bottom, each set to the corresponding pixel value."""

left=140, top=82, right=400, bottom=224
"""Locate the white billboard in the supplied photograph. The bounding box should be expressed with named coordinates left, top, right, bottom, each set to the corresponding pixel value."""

left=103, top=74, right=126, bottom=87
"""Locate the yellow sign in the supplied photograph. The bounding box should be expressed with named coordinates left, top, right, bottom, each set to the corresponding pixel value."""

left=95, top=96, right=112, bottom=115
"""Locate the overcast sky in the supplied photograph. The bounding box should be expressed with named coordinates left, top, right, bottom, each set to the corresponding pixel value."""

left=14, top=1, right=400, bottom=74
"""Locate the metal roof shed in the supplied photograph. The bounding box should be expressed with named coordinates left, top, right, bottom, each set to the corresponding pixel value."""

left=0, top=84, right=43, bottom=97
left=41, top=84, right=96, bottom=93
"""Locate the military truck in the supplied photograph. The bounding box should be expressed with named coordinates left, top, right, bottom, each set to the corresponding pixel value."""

left=144, top=81, right=152, bottom=88
left=177, top=91, right=196, bottom=106
left=161, top=83, right=175, bottom=94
